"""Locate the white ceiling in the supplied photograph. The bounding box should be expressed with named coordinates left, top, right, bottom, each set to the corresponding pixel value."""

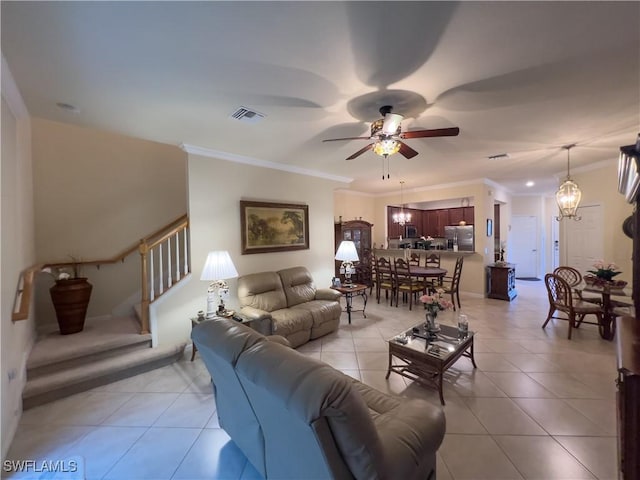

left=2, top=1, right=639, bottom=196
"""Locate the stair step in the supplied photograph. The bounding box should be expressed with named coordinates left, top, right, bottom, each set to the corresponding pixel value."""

left=23, top=343, right=186, bottom=409
left=27, top=337, right=152, bottom=379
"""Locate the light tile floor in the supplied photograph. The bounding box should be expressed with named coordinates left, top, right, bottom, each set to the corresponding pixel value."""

left=3, top=280, right=620, bottom=479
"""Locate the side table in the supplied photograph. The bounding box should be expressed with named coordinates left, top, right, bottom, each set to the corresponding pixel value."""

left=331, top=284, right=368, bottom=324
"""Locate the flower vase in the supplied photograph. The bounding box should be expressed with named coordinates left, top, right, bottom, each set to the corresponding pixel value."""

left=425, top=311, right=439, bottom=337
left=49, top=277, right=93, bottom=334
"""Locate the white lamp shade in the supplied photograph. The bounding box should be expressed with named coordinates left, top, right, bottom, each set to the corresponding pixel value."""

left=200, top=251, right=238, bottom=281
left=335, top=241, right=359, bottom=262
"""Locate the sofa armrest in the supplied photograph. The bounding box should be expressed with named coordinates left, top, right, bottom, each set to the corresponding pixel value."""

left=315, top=288, right=342, bottom=301
left=240, top=306, right=273, bottom=335
left=266, top=335, right=291, bottom=347
left=240, top=306, right=272, bottom=321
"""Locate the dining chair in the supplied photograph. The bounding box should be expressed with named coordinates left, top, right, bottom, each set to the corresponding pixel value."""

left=393, top=257, right=428, bottom=310
left=425, top=253, right=441, bottom=268
left=409, top=252, right=421, bottom=267
left=543, top=273, right=604, bottom=340
left=375, top=256, right=395, bottom=305
left=440, top=257, right=463, bottom=311
left=368, top=251, right=377, bottom=295
left=553, top=266, right=602, bottom=305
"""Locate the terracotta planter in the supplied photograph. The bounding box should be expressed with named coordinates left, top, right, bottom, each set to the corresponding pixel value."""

left=49, top=278, right=93, bottom=334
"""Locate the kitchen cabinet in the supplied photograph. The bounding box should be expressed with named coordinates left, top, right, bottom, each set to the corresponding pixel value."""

left=463, top=207, right=475, bottom=225
left=448, top=208, right=464, bottom=225
left=448, top=207, right=475, bottom=226
left=436, top=210, right=449, bottom=236
left=388, top=206, right=475, bottom=239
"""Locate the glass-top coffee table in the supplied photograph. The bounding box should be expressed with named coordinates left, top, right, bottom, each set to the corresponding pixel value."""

left=386, top=322, right=477, bottom=405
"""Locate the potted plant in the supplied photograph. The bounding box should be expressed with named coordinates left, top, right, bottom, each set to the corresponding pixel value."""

left=42, top=259, right=92, bottom=335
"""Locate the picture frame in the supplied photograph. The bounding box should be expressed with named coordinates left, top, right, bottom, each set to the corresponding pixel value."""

left=331, top=277, right=342, bottom=288
left=486, top=218, right=493, bottom=237
left=240, top=200, right=309, bottom=254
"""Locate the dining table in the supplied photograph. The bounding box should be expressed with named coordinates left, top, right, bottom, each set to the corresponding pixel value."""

left=409, top=266, right=448, bottom=290
left=575, top=281, right=633, bottom=340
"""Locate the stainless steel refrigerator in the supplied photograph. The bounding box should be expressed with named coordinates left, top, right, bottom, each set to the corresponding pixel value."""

left=444, top=225, right=475, bottom=251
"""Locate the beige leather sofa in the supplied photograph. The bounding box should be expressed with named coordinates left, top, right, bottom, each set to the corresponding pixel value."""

left=192, top=317, right=446, bottom=480
left=237, top=266, right=342, bottom=347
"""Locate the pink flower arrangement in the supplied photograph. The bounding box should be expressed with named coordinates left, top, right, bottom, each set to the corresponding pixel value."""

left=420, top=289, right=454, bottom=316
left=587, top=260, right=621, bottom=281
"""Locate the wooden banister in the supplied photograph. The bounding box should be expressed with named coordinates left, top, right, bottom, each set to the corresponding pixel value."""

left=12, top=214, right=190, bottom=334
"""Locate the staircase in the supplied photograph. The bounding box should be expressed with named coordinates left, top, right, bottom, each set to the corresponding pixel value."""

left=22, top=315, right=186, bottom=409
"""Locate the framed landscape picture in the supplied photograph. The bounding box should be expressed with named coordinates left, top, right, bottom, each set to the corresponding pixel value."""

left=240, top=200, right=310, bottom=254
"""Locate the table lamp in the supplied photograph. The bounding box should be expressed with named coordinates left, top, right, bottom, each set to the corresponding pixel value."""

left=200, top=251, right=238, bottom=319
left=335, top=241, right=359, bottom=285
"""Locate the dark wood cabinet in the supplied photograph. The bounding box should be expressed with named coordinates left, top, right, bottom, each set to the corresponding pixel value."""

left=335, top=220, right=373, bottom=287
left=387, top=206, right=476, bottom=239
left=436, top=210, right=449, bottom=236
left=448, top=207, right=464, bottom=225
left=463, top=206, right=475, bottom=225
left=488, top=264, right=517, bottom=301
left=616, top=316, right=640, bottom=480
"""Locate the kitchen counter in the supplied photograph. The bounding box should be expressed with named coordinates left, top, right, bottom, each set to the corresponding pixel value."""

left=374, top=248, right=477, bottom=257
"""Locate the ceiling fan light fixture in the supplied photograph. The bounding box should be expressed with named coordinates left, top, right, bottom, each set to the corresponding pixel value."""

left=373, top=139, right=401, bottom=157
left=555, top=144, right=582, bottom=221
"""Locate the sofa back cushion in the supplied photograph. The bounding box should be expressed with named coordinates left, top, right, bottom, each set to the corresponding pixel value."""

left=191, top=319, right=267, bottom=476
left=236, top=338, right=385, bottom=479
left=278, top=266, right=317, bottom=307
left=237, top=271, right=287, bottom=312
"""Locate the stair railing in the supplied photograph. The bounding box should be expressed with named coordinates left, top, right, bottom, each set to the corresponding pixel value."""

left=138, top=215, right=190, bottom=334
left=12, top=214, right=190, bottom=335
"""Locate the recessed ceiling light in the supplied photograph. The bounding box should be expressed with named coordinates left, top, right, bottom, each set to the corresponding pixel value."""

left=487, top=153, right=509, bottom=160
left=526, top=181, right=535, bottom=187
left=56, top=102, right=80, bottom=114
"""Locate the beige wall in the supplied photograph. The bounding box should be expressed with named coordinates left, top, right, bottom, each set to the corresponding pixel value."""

left=562, top=162, right=634, bottom=283
left=152, top=152, right=345, bottom=346
left=31, top=119, right=188, bottom=325
left=1, top=72, right=36, bottom=458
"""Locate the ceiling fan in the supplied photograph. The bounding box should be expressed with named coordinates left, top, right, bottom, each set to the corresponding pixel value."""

left=323, top=105, right=460, bottom=163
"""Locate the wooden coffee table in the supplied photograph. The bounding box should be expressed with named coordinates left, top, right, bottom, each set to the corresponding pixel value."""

left=386, top=323, right=476, bottom=404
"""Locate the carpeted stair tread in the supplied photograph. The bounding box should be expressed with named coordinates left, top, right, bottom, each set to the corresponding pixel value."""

left=27, top=316, right=150, bottom=369
left=23, top=343, right=186, bottom=408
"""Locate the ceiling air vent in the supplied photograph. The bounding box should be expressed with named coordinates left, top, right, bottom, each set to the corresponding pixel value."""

left=487, top=153, right=510, bottom=160
left=229, top=106, right=265, bottom=124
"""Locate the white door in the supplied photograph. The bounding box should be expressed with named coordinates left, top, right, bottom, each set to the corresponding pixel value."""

left=511, top=215, right=538, bottom=278
left=564, top=205, right=603, bottom=274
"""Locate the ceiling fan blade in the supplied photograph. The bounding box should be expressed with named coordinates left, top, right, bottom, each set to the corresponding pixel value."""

left=400, top=127, right=460, bottom=139
left=398, top=141, right=419, bottom=159
left=382, top=113, right=404, bottom=135
left=323, top=136, right=371, bottom=142
left=346, top=143, right=374, bottom=160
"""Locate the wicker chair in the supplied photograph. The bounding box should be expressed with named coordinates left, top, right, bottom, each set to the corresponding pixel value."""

left=543, top=273, right=604, bottom=339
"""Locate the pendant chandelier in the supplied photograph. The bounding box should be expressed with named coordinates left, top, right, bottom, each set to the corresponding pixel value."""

left=393, top=181, right=412, bottom=226
left=555, top=144, right=582, bottom=221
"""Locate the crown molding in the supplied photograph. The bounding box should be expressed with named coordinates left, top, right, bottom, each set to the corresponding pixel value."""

left=1, top=55, right=29, bottom=119
left=180, top=143, right=353, bottom=184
